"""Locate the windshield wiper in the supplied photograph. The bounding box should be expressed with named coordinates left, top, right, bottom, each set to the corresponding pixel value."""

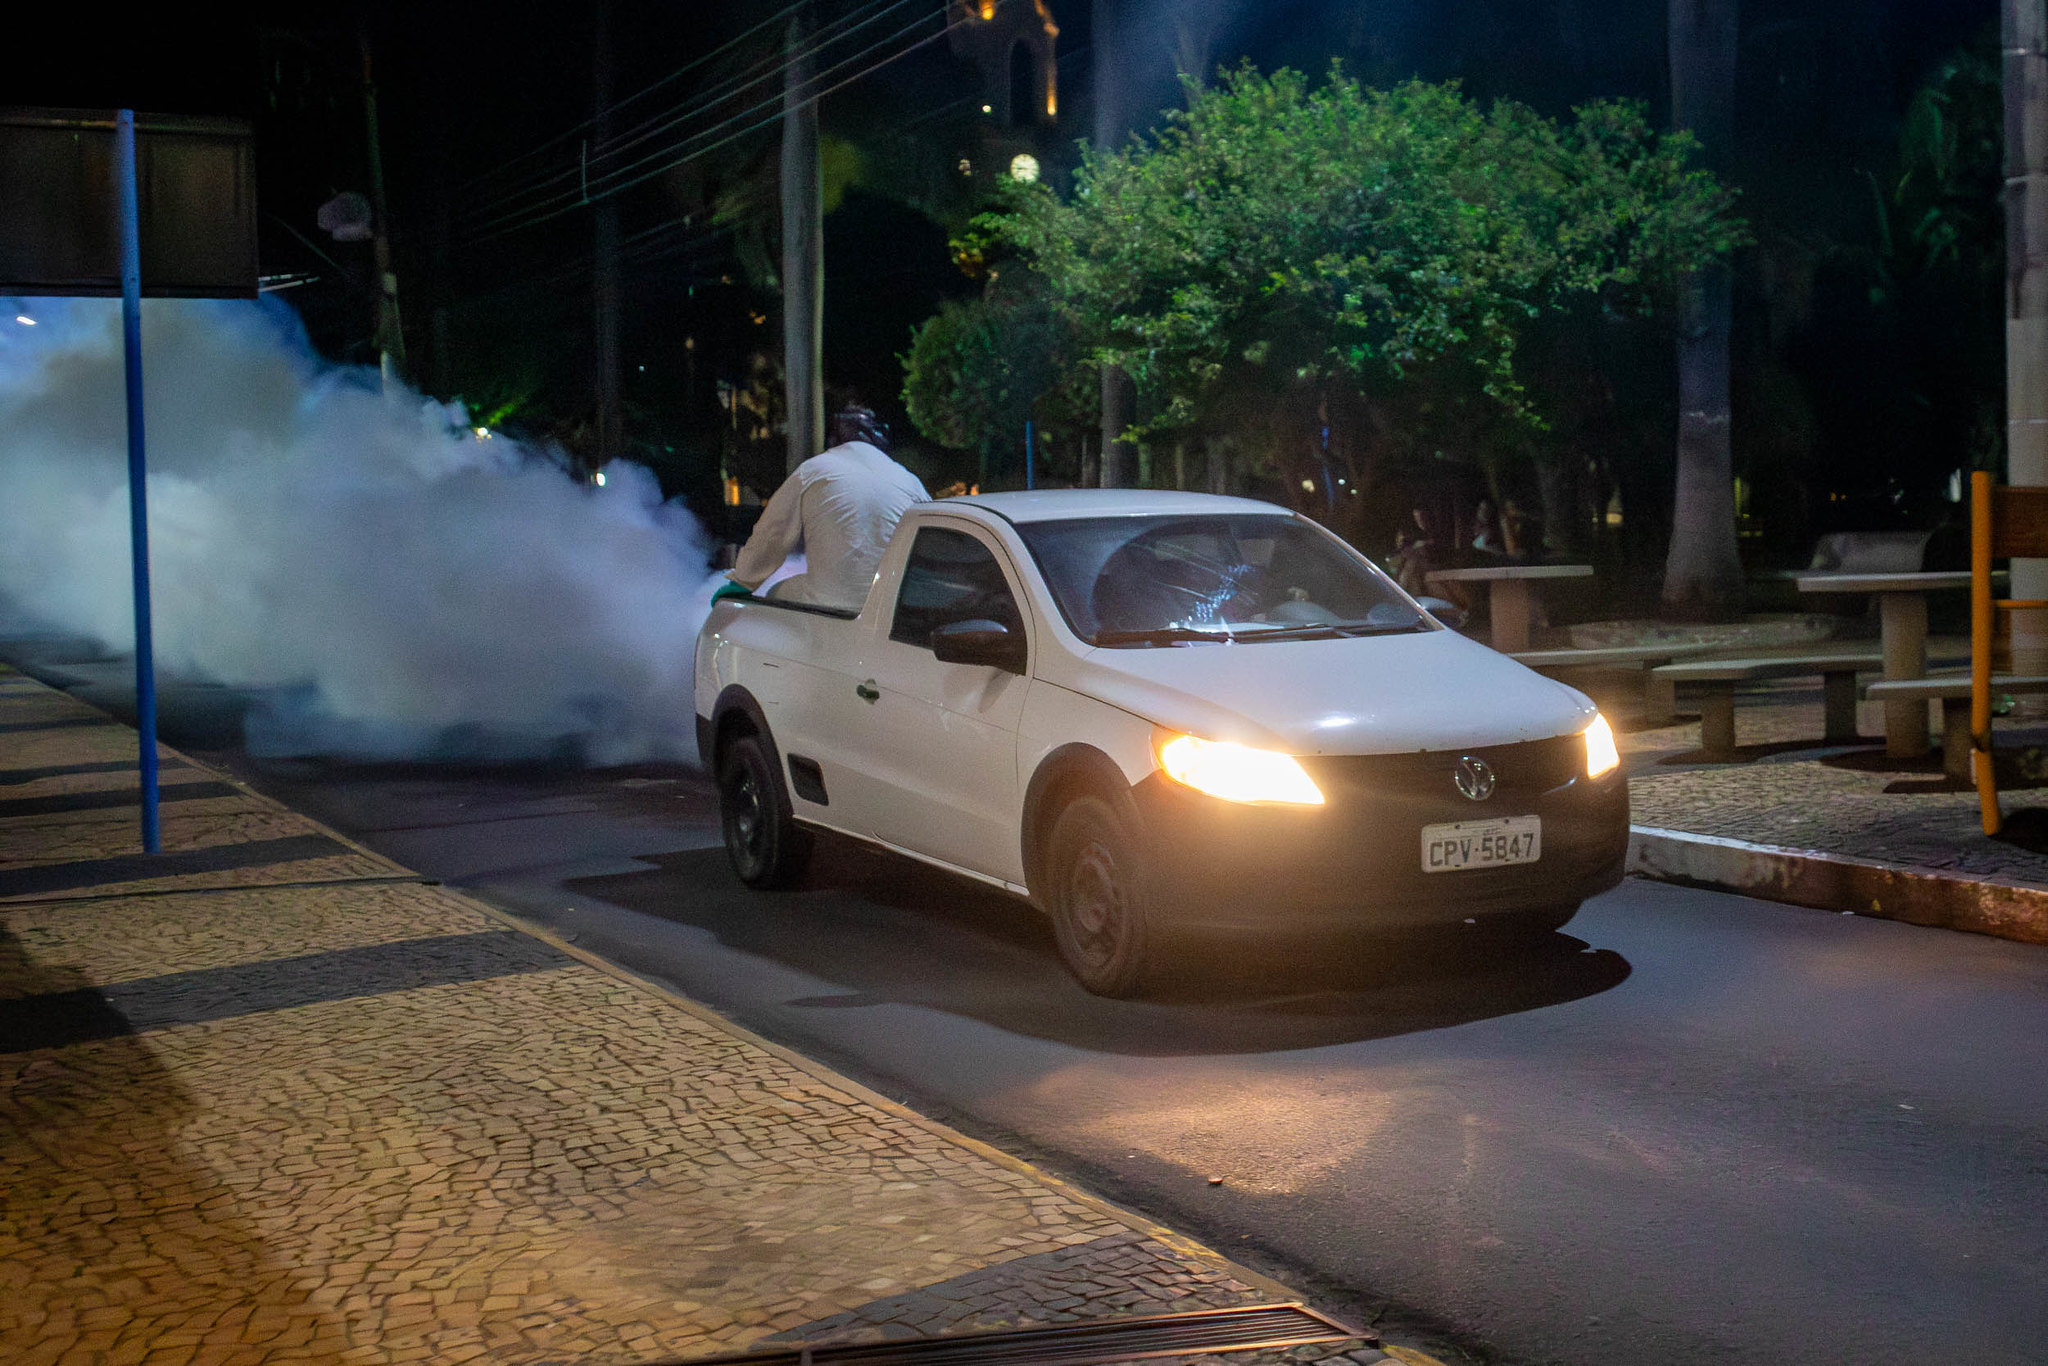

left=1093, top=626, right=1238, bottom=646
left=1232, top=620, right=1426, bottom=641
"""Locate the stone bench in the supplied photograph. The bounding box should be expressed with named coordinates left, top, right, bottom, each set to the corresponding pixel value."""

left=1863, top=674, right=2048, bottom=781
left=1510, top=644, right=1720, bottom=726
left=1651, top=653, right=1883, bottom=757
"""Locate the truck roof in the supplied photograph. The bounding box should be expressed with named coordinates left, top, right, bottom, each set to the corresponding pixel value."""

left=936, top=489, right=1295, bottom=524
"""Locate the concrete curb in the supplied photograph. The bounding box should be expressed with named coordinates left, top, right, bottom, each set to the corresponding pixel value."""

left=1628, top=825, right=2048, bottom=946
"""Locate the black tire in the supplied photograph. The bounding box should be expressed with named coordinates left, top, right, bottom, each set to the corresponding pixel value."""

left=717, top=731, right=811, bottom=889
left=1045, top=794, right=1154, bottom=997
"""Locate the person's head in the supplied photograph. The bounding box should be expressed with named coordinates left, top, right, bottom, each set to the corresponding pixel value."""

left=829, top=406, right=891, bottom=452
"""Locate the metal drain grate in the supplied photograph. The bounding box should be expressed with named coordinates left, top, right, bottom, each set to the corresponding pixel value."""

left=656, top=1302, right=1363, bottom=1366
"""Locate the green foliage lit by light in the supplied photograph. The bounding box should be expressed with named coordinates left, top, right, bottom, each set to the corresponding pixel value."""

left=970, top=64, right=1746, bottom=444
left=901, top=274, right=1091, bottom=468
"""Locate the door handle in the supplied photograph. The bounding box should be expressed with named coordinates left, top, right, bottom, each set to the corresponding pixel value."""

left=855, top=679, right=880, bottom=703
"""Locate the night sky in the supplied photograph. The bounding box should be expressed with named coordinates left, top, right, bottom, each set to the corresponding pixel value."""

left=12, top=0, right=2006, bottom=535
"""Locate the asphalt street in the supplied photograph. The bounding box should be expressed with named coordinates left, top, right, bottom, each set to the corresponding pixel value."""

left=10, top=638, right=2048, bottom=1366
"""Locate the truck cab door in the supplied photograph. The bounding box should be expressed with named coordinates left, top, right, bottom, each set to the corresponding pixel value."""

left=857, top=523, right=1033, bottom=883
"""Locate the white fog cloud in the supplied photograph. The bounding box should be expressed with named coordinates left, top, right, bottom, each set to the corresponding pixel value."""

left=0, top=297, right=727, bottom=764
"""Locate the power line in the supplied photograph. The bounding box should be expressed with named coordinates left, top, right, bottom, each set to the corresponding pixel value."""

left=462, top=0, right=927, bottom=233
left=450, top=0, right=812, bottom=195
left=456, top=217, right=735, bottom=308
left=466, top=4, right=952, bottom=243
left=460, top=0, right=922, bottom=229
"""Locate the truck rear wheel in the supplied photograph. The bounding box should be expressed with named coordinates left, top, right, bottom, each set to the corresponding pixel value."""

left=718, top=732, right=811, bottom=889
left=1046, top=795, right=1154, bottom=997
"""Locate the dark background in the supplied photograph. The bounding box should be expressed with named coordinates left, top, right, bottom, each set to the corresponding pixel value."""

left=7, top=0, right=2005, bottom=581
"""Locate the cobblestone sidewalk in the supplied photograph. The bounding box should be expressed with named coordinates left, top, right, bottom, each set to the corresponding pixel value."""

left=1596, top=669, right=2048, bottom=886
left=0, top=665, right=1392, bottom=1366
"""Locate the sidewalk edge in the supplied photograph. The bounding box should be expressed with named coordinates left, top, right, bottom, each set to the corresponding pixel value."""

left=1628, top=825, right=2048, bottom=946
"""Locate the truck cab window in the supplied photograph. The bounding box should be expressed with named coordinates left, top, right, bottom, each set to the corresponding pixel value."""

left=890, top=528, right=1025, bottom=649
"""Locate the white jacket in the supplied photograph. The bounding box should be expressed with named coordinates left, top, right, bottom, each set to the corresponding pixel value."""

left=729, top=441, right=929, bottom=611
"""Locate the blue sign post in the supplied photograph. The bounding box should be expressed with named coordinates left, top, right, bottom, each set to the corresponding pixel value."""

left=116, top=109, right=161, bottom=853
left=1024, top=420, right=1036, bottom=491
left=0, top=106, right=255, bottom=856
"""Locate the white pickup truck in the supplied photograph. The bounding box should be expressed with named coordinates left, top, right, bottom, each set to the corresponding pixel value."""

left=695, top=490, right=1628, bottom=995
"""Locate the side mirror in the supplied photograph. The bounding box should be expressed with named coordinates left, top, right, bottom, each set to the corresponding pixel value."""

left=931, top=618, right=1026, bottom=674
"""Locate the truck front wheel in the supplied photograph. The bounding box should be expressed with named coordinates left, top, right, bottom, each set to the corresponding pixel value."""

left=718, top=732, right=811, bottom=888
left=1046, top=795, right=1154, bottom=997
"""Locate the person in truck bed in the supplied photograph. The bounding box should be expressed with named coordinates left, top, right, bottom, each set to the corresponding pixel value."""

left=727, top=407, right=930, bottom=611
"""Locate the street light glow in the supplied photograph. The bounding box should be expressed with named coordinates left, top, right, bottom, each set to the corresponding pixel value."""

left=594, top=470, right=608, bottom=487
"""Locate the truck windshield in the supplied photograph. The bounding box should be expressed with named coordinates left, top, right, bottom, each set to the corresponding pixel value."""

left=1014, top=515, right=1429, bottom=647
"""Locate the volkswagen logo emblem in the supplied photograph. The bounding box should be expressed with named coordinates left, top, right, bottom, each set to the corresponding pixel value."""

left=1453, top=755, right=1496, bottom=802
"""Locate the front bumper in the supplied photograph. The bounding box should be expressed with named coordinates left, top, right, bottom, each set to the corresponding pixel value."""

left=1129, top=733, right=1628, bottom=935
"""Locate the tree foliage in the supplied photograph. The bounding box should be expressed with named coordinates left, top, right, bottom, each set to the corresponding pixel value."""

left=901, top=274, right=1091, bottom=474
left=972, top=65, right=1744, bottom=452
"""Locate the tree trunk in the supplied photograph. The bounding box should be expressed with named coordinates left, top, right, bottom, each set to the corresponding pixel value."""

left=1535, top=450, right=1585, bottom=557
left=781, top=6, right=824, bottom=473
left=1661, top=0, right=1743, bottom=617
left=2007, top=0, right=2048, bottom=676
left=1099, top=366, right=1132, bottom=487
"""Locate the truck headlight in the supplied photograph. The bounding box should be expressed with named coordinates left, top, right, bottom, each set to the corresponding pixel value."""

left=1583, top=713, right=1620, bottom=779
left=1157, top=734, right=1325, bottom=806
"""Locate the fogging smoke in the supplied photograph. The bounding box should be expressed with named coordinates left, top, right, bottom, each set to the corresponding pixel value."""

left=0, top=297, right=728, bottom=764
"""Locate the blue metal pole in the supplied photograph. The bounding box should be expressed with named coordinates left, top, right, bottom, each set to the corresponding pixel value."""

left=1024, top=420, right=1035, bottom=491
left=117, top=110, right=161, bottom=854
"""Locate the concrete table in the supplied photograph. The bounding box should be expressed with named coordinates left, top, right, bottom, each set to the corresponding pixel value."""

left=1425, top=564, right=1594, bottom=652
left=1796, top=571, right=1972, bottom=758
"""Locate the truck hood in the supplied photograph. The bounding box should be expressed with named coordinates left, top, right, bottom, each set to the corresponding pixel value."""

left=1054, top=627, right=1596, bottom=755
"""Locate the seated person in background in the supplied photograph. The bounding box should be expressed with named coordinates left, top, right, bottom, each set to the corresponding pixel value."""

left=727, top=407, right=929, bottom=611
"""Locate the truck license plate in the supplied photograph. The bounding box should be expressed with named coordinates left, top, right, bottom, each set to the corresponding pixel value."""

left=1421, top=816, right=1541, bottom=872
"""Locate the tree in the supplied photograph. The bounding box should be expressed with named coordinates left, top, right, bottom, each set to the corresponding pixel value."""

left=1662, top=0, right=1741, bottom=616
left=901, top=275, right=1092, bottom=484
left=973, top=65, right=1743, bottom=539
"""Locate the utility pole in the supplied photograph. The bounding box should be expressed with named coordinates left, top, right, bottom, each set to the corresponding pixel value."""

left=781, top=4, right=824, bottom=473
left=2006, top=0, right=2048, bottom=678
left=1092, top=0, right=1131, bottom=487
left=593, top=0, right=623, bottom=468
left=360, top=20, right=406, bottom=389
